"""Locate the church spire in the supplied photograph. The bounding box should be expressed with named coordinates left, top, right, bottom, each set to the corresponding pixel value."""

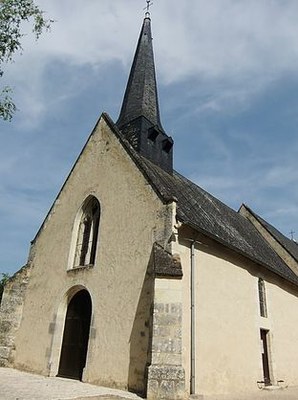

left=117, top=14, right=163, bottom=131
left=116, top=12, right=173, bottom=174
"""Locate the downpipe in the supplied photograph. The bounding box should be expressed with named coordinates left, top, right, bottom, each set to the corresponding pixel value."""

left=190, top=240, right=196, bottom=395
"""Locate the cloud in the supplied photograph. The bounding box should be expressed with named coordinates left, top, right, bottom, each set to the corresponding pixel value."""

left=4, top=0, right=298, bottom=125
left=156, top=1, right=298, bottom=80
left=1, top=1, right=298, bottom=272
left=264, top=165, right=298, bottom=187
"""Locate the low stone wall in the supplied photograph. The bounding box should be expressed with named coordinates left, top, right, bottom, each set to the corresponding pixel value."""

left=0, top=264, right=32, bottom=367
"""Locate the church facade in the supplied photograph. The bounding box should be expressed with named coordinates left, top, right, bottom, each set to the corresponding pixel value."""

left=1, top=12, right=298, bottom=400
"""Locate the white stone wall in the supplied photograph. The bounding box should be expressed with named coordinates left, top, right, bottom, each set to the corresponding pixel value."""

left=176, top=228, right=298, bottom=396
left=266, top=277, right=298, bottom=386
left=10, top=116, right=173, bottom=395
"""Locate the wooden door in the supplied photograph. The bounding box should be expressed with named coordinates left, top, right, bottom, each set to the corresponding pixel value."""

left=58, top=290, right=92, bottom=380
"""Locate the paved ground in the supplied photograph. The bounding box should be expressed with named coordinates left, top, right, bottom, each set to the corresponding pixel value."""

left=2, top=367, right=298, bottom=400
left=0, top=368, right=142, bottom=400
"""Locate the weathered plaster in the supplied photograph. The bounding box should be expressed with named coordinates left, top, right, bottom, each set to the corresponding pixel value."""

left=0, top=264, right=32, bottom=367
left=176, top=225, right=298, bottom=397
left=8, top=116, right=173, bottom=396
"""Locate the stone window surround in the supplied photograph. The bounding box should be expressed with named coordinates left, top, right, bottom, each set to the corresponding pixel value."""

left=67, top=195, right=101, bottom=271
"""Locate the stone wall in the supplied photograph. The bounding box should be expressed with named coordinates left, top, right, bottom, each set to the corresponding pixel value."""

left=10, top=118, right=173, bottom=386
left=147, top=278, right=185, bottom=399
left=0, top=264, right=32, bottom=367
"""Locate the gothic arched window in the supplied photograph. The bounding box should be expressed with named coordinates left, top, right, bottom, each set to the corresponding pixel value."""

left=73, top=196, right=100, bottom=268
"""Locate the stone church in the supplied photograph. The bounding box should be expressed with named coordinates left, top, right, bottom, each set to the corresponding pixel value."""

left=1, top=10, right=298, bottom=400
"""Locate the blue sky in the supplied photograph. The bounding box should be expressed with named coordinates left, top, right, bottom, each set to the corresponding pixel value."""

left=1, top=0, right=298, bottom=275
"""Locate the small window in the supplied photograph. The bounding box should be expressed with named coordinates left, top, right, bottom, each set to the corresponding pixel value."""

left=148, top=127, right=159, bottom=142
left=258, top=278, right=268, bottom=318
left=162, top=138, right=173, bottom=153
left=74, top=196, right=100, bottom=268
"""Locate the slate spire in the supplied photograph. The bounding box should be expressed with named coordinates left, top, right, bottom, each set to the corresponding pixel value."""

left=116, top=14, right=173, bottom=174
left=117, top=15, right=162, bottom=131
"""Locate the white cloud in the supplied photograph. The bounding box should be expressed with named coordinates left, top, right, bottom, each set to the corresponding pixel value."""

left=155, top=1, right=298, bottom=81
left=5, top=0, right=298, bottom=126
left=2, top=0, right=298, bottom=272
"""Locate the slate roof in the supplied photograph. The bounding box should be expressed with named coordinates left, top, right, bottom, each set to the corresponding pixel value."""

left=105, top=114, right=298, bottom=286
left=141, top=156, right=298, bottom=285
left=243, top=205, right=298, bottom=263
left=153, top=243, right=183, bottom=278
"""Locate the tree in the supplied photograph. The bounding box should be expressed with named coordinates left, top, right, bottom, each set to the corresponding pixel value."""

left=0, top=0, right=52, bottom=120
left=0, top=273, right=10, bottom=303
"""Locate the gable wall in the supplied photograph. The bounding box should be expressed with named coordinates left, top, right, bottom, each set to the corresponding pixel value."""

left=239, top=206, right=298, bottom=275
left=175, top=227, right=298, bottom=396
left=12, top=117, right=173, bottom=391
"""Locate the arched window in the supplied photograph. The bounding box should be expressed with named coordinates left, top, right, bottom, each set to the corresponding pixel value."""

left=258, top=278, right=267, bottom=318
left=73, top=196, right=100, bottom=268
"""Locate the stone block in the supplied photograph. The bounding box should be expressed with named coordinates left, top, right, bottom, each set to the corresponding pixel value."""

left=151, top=352, right=181, bottom=365
left=148, top=364, right=185, bottom=380
left=174, top=326, right=182, bottom=338
left=0, top=320, right=12, bottom=334
left=160, top=379, right=175, bottom=397
left=152, top=338, right=182, bottom=354
left=147, top=378, right=159, bottom=395
left=170, top=303, right=182, bottom=315
left=154, top=303, right=165, bottom=313
left=154, top=302, right=182, bottom=315
left=153, top=325, right=171, bottom=337
left=147, top=364, right=185, bottom=400
left=0, top=346, right=10, bottom=359
left=154, top=312, right=181, bottom=325
left=0, top=358, right=8, bottom=367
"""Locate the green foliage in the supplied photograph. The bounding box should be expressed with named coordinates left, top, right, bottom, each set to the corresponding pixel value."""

left=0, top=86, right=16, bottom=120
left=0, top=273, right=10, bottom=303
left=0, top=0, right=52, bottom=120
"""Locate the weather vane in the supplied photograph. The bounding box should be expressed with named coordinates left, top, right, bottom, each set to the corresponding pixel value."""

left=144, top=0, right=153, bottom=17
left=290, top=230, right=295, bottom=241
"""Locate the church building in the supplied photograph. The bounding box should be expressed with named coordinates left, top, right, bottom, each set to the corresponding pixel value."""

left=1, top=9, right=298, bottom=400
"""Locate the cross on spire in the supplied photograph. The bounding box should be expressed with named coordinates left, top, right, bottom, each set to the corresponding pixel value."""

left=144, top=0, right=153, bottom=17
left=290, top=230, right=295, bottom=240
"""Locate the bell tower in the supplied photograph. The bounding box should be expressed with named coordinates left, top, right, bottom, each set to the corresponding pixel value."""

left=116, top=13, right=173, bottom=174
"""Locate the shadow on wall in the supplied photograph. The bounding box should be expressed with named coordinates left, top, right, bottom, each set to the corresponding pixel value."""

left=128, top=250, right=155, bottom=397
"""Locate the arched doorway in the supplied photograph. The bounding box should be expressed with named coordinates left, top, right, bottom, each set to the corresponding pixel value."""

left=58, top=289, right=92, bottom=380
